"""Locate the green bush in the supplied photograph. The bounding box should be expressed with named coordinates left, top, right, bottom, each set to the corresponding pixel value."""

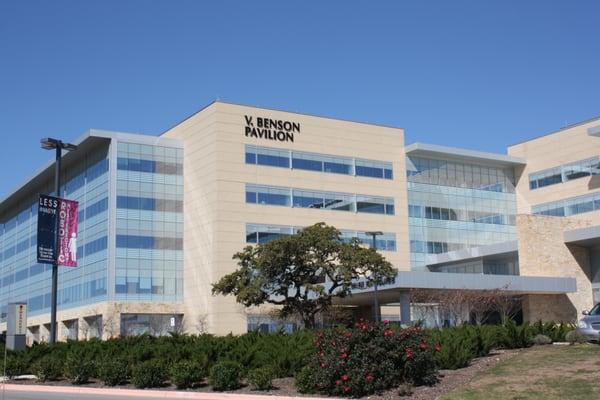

left=209, top=361, right=243, bottom=391
left=33, top=356, right=64, bottom=382
left=131, top=360, right=168, bottom=388
left=169, top=360, right=205, bottom=389
left=247, top=366, right=274, bottom=390
left=97, top=358, right=128, bottom=386
left=532, top=334, right=552, bottom=345
left=4, top=353, right=27, bottom=379
left=295, top=366, right=316, bottom=394
left=501, top=320, right=532, bottom=349
left=428, top=327, right=476, bottom=370
left=565, top=330, right=588, bottom=345
left=299, top=320, right=437, bottom=397
left=531, top=321, right=574, bottom=342
left=64, top=348, right=95, bottom=384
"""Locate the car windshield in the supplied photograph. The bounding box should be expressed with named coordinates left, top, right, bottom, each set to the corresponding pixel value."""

left=589, top=303, right=600, bottom=316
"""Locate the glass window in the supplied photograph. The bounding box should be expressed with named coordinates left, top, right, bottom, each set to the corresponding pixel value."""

left=292, top=152, right=323, bottom=172
left=254, top=146, right=289, bottom=168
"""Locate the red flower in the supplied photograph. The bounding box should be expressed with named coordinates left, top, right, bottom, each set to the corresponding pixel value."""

left=435, top=344, right=441, bottom=353
left=383, top=319, right=389, bottom=325
left=405, top=347, right=414, bottom=360
left=342, top=374, right=349, bottom=381
left=319, top=352, right=325, bottom=357
left=320, top=363, right=327, bottom=369
left=384, top=329, right=393, bottom=337
left=420, top=340, right=428, bottom=350
left=335, top=380, right=342, bottom=386
left=343, top=386, right=351, bottom=393
left=366, top=373, right=374, bottom=381
left=340, top=352, right=348, bottom=359
left=344, top=331, right=352, bottom=338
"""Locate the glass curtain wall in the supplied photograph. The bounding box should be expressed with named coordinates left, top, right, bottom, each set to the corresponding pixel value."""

left=0, top=146, right=110, bottom=321
left=115, top=142, right=184, bottom=302
left=406, top=156, right=517, bottom=272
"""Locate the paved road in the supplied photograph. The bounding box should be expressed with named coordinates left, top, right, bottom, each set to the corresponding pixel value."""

left=0, top=390, right=169, bottom=400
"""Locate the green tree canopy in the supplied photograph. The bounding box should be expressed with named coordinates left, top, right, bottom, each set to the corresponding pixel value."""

left=212, top=222, right=397, bottom=328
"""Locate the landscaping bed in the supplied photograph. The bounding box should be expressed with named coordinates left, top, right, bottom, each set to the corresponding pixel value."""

left=1, top=320, right=581, bottom=398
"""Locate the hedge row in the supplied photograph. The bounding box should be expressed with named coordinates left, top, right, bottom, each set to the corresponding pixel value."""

left=1, top=320, right=574, bottom=394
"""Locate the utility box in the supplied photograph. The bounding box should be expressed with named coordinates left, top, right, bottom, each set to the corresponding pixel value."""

left=6, top=303, right=27, bottom=351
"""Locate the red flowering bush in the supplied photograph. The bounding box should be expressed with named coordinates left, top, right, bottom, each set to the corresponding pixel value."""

left=296, top=320, right=438, bottom=397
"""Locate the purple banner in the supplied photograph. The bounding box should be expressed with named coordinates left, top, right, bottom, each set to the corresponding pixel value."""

left=57, top=198, right=78, bottom=267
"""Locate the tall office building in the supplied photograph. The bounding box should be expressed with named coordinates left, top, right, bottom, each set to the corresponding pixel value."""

left=0, top=102, right=597, bottom=340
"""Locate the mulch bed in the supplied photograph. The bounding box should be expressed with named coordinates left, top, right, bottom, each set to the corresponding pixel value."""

left=7, top=348, right=522, bottom=399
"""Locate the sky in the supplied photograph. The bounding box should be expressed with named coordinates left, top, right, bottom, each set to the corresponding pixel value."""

left=1, top=1, right=599, bottom=198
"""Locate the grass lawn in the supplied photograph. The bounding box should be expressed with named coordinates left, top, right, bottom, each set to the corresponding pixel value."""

left=441, top=344, right=600, bottom=400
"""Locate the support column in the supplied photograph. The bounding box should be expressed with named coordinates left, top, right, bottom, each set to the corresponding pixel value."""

left=399, top=292, right=411, bottom=326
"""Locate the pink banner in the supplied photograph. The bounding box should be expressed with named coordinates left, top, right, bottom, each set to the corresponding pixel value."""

left=57, top=198, right=78, bottom=267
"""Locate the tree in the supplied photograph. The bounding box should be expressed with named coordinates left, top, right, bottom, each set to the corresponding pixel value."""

left=212, top=222, right=396, bottom=328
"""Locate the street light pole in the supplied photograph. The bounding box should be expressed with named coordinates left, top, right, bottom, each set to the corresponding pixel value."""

left=41, top=138, right=77, bottom=344
left=365, top=231, right=383, bottom=323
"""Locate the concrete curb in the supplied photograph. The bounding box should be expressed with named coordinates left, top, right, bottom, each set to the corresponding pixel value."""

left=1, top=383, right=337, bottom=400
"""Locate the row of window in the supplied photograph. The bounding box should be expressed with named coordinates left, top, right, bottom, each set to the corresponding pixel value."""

left=27, top=278, right=107, bottom=312
left=529, top=156, right=600, bottom=190
left=406, top=156, right=515, bottom=193
left=430, top=260, right=519, bottom=276
left=115, top=235, right=183, bottom=250
left=115, top=276, right=181, bottom=295
left=245, top=145, right=393, bottom=179
left=246, top=184, right=395, bottom=215
left=408, top=205, right=514, bottom=226
left=117, top=157, right=183, bottom=175
left=1, top=160, right=108, bottom=234
left=64, top=158, right=109, bottom=195
left=1, top=235, right=108, bottom=288
left=410, top=239, right=468, bottom=254
left=245, top=223, right=397, bottom=251
left=532, top=191, right=600, bottom=217
left=116, top=196, right=183, bottom=213
left=79, top=198, right=108, bottom=223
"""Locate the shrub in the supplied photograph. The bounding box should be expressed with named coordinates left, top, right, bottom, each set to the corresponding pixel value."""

left=531, top=321, right=574, bottom=342
left=532, top=334, right=552, bottom=345
left=247, top=366, right=274, bottom=390
left=170, top=360, right=205, bottom=389
left=501, top=320, right=532, bottom=349
left=64, top=348, right=95, bottom=384
left=299, top=320, right=437, bottom=397
left=209, top=361, right=243, bottom=391
left=295, top=366, right=316, bottom=394
left=4, top=353, right=27, bottom=379
left=565, top=330, right=588, bottom=345
left=397, top=383, right=414, bottom=397
left=131, top=360, right=168, bottom=388
left=33, top=356, right=63, bottom=382
left=429, top=327, right=476, bottom=370
left=97, top=358, right=128, bottom=386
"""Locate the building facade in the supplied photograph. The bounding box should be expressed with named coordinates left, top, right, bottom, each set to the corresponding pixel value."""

left=0, top=101, right=598, bottom=340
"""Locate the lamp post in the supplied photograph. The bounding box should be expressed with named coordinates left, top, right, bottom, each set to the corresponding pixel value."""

left=365, top=231, right=383, bottom=322
left=40, top=138, right=77, bottom=344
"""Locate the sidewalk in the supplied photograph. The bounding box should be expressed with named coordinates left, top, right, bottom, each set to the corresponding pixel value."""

left=1, top=383, right=337, bottom=400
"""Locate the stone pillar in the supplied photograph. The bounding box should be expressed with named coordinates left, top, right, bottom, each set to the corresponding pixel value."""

left=399, top=292, right=411, bottom=326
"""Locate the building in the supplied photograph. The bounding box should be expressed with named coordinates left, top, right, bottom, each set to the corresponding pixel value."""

left=0, top=101, right=598, bottom=340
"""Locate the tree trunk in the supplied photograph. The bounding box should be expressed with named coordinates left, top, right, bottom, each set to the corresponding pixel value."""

left=303, top=313, right=316, bottom=329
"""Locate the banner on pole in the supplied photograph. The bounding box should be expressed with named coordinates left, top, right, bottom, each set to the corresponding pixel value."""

left=37, top=194, right=79, bottom=266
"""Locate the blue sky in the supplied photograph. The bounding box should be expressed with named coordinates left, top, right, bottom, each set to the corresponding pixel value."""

left=1, top=1, right=599, bottom=197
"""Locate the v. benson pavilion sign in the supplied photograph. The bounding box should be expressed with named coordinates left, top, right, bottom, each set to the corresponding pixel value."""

left=244, top=115, right=300, bottom=142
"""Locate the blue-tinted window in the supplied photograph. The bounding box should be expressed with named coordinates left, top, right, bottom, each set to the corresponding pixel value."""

left=292, top=157, right=322, bottom=172
left=84, top=236, right=108, bottom=256
left=323, top=161, right=352, bottom=175
left=117, top=157, right=182, bottom=175
left=245, top=152, right=256, bottom=164
left=87, top=159, right=109, bottom=182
